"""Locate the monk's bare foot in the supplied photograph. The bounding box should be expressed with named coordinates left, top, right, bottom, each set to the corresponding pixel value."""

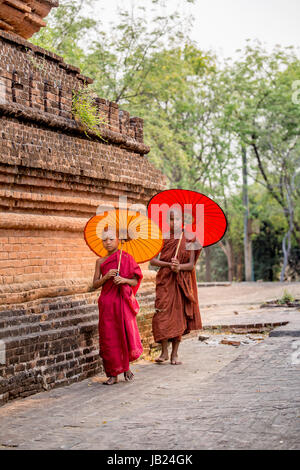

left=103, top=376, right=118, bottom=385
left=170, top=356, right=183, bottom=365
left=124, top=370, right=134, bottom=381
left=155, top=353, right=169, bottom=363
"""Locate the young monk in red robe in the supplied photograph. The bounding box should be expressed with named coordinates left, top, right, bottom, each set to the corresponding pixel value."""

left=92, top=229, right=143, bottom=385
left=150, top=209, right=202, bottom=365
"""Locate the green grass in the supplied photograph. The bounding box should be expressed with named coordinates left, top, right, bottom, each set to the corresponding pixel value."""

left=278, top=289, right=295, bottom=304
left=72, top=87, right=107, bottom=141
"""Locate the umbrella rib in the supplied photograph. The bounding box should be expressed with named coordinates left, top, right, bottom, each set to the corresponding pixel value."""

left=130, top=239, right=143, bottom=262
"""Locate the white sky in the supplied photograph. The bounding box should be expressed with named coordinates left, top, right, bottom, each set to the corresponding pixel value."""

left=93, top=0, right=300, bottom=58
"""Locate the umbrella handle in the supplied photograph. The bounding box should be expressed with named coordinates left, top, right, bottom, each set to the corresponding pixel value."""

left=116, top=241, right=124, bottom=275
left=174, top=231, right=184, bottom=259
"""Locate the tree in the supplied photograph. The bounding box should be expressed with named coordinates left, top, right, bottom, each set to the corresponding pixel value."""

left=86, top=31, right=211, bottom=187
left=33, top=0, right=210, bottom=189
left=218, top=42, right=300, bottom=280
left=31, top=5, right=300, bottom=282
left=32, top=0, right=97, bottom=66
left=242, top=145, right=252, bottom=281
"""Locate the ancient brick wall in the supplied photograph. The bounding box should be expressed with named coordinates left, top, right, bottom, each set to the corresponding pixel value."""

left=0, top=0, right=59, bottom=40
left=0, top=30, right=165, bottom=405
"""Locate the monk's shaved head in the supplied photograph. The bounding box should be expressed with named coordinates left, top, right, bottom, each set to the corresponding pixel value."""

left=101, top=228, right=119, bottom=240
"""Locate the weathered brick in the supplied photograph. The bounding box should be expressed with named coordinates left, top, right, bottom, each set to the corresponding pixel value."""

left=0, top=27, right=164, bottom=406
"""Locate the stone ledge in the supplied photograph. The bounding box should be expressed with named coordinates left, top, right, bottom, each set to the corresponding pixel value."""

left=0, top=212, right=87, bottom=231
left=198, top=282, right=232, bottom=287
left=269, top=328, right=300, bottom=337
left=0, top=162, right=165, bottom=195
left=0, top=102, right=150, bottom=155
left=203, top=321, right=289, bottom=331
left=0, top=272, right=157, bottom=305
left=0, top=278, right=93, bottom=305
left=0, top=189, right=106, bottom=210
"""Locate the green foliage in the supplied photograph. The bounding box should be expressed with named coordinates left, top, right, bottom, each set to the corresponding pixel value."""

left=31, top=0, right=96, bottom=67
left=79, top=5, right=212, bottom=188
left=288, top=247, right=300, bottom=280
left=253, top=220, right=284, bottom=281
left=30, top=1, right=300, bottom=281
left=278, top=289, right=295, bottom=304
left=72, top=87, right=106, bottom=140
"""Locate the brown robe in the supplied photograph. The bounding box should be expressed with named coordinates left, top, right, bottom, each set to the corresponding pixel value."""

left=152, top=233, right=202, bottom=343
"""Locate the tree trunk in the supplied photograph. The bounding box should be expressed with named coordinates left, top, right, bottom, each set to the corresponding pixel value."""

left=205, top=246, right=211, bottom=282
left=242, top=146, right=252, bottom=281
left=219, top=240, right=234, bottom=282
left=226, top=239, right=233, bottom=282
left=236, top=251, right=244, bottom=281
left=280, top=183, right=294, bottom=282
left=280, top=232, right=290, bottom=282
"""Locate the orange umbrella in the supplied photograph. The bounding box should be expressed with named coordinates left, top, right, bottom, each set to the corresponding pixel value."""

left=84, top=209, right=163, bottom=270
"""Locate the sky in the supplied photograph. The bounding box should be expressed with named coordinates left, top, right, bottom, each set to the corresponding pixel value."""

left=93, top=0, right=300, bottom=59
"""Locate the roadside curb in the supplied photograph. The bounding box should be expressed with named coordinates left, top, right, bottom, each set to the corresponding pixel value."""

left=203, top=321, right=289, bottom=332
left=269, top=318, right=300, bottom=337
left=198, top=282, right=232, bottom=287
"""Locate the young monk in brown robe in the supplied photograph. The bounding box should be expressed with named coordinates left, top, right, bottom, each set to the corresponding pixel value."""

left=150, top=209, right=202, bottom=365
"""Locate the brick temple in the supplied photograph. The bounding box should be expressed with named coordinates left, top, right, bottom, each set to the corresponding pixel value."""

left=0, top=0, right=165, bottom=405
left=0, top=0, right=59, bottom=39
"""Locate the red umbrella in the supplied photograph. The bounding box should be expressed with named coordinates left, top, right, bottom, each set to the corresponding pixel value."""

left=147, top=189, right=227, bottom=249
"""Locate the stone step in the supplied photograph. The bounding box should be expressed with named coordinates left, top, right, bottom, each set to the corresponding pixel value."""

left=0, top=303, right=97, bottom=328
left=40, top=349, right=100, bottom=374
left=0, top=291, right=153, bottom=320
left=39, top=353, right=103, bottom=392
left=0, top=297, right=92, bottom=318
left=1, top=350, right=102, bottom=399
left=198, top=282, right=232, bottom=287
left=0, top=320, right=99, bottom=349
left=0, top=297, right=152, bottom=334
left=203, top=321, right=289, bottom=331
left=0, top=312, right=99, bottom=340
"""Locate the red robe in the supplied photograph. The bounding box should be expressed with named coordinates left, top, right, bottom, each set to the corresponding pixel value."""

left=98, top=250, right=143, bottom=377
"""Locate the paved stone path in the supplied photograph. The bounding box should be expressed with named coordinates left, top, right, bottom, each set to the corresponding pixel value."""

left=0, top=282, right=299, bottom=450
left=200, top=281, right=300, bottom=327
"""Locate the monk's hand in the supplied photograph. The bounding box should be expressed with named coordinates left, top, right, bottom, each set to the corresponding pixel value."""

left=171, top=258, right=180, bottom=273
left=106, top=269, right=118, bottom=279
left=113, top=276, right=125, bottom=285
